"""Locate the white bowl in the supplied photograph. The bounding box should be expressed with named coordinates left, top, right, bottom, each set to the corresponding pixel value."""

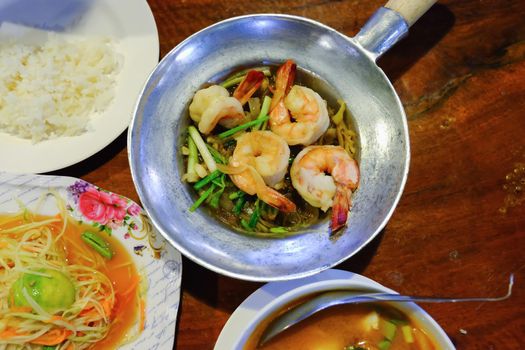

left=215, top=269, right=455, bottom=349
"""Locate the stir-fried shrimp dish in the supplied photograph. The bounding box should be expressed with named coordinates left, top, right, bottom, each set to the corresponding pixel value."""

left=182, top=60, right=360, bottom=237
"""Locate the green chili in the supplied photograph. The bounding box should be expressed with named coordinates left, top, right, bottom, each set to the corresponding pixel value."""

left=81, top=231, right=113, bottom=259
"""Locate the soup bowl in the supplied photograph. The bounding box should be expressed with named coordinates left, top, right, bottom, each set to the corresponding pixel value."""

left=215, top=269, right=455, bottom=349
left=128, top=1, right=435, bottom=280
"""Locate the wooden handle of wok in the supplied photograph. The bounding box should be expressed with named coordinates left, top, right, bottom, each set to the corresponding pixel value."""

left=385, top=0, right=437, bottom=26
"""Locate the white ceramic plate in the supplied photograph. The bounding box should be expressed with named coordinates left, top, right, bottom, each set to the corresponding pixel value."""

left=0, top=0, right=159, bottom=173
left=215, top=269, right=455, bottom=349
left=0, top=172, right=182, bottom=349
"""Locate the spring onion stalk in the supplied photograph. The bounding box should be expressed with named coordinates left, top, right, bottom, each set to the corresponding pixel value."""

left=332, top=100, right=346, bottom=125
left=218, top=116, right=269, bottom=139
left=261, top=119, right=269, bottom=131
left=224, top=139, right=237, bottom=149
left=258, top=95, right=272, bottom=118
left=211, top=175, right=225, bottom=187
left=221, top=76, right=244, bottom=89
left=248, top=199, right=261, bottom=228
left=231, top=67, right=271, bottom=80
left=233, top=194, right=247, bottom=215
left=229, top=191, right=244, bottom=200
left=269, top=226, right=288, bottom=233
left=401, top=325, right=414, bottom=343
left=252, top=95, right=272, bottom=131
left=188, top=126, right=217, bottom=172
left=190, top=185, right=216, bottom=212
left=194, top=169, right=222, bottom=190
left=378, top=339, right=392, bottom=350
left=186, top=135, right=199, bottom=182
left=209, top=188, right=224, bottom=209
left=221, top=67, right=272, bottom=88
left=240, top=219, right=251, bottom=231
left=248, top=98, right=261, bottom=119
left=209, top=175, right=226, bottom=208
left=206, top=144, right=226, bottom=164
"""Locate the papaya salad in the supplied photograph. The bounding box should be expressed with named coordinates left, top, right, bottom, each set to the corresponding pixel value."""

left=0, top=194, right=143, bottom=349
left=182, top=60, right=359, bottom=237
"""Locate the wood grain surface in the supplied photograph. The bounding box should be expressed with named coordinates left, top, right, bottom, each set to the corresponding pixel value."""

left=49, top=0, right=525, bottom=349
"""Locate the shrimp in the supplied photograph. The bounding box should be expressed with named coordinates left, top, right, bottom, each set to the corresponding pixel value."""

left=218, top=131, right=296, bottom=213
left=290, top=145, right=359, bottom=231
left=189, top=70, right=265, bottom=134
left=269, top=60, right=330, bottom=145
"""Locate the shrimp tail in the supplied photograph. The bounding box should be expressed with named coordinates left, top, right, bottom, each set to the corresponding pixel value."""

left=245, top=165, right=296, bottom=213
left=233, top=70, right=265, bottom=105
left=270, top=60, right=296, bottom=111
left=331, top=186, right=352, bottom=232
left=258, top=188, right=297, bottom=213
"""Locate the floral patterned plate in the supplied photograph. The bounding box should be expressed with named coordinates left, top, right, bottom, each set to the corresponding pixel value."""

left=0, top=172, right=182, bottom=350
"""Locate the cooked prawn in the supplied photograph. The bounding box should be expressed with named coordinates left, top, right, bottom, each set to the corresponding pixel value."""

left=290, top=145, right=359, bottom=231
left=218, top=131, right=296, bottom=213
left=189, top=70, right=264, bottom=134
left=269, top=60, right=330, bottom=145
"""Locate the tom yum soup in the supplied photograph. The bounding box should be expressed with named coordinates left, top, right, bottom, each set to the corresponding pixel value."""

left=247, top=302, right=438, bottom=350
left=181, top=60, right=360, bottom=237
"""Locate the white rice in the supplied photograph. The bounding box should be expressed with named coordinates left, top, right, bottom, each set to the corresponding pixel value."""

left=0, top=24, right=121, bottom=143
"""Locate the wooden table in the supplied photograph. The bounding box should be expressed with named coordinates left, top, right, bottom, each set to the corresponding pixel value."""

left=51, top=0, right=525, bottom=348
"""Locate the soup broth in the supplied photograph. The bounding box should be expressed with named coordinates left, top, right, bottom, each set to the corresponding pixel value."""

left=247, top=302, right=437, bottom=350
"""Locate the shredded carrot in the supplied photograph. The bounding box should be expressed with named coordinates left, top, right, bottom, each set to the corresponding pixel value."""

left=45, top=315, right=71, bottom=326
left=101, top=298, right=114, bottom=318
left=65, top=343, right=75, bottom=350
left=0, top=328, right=29, bottom=339
left=31, top=328, right=72, bottom=345
left=80, top=297, right=114, bottom=321
left=9, top=306, right=33, bottom=313
left=139, top=298, right=146, bottom=331
left=0, top=241, right=8, bottom=248
left=22, top=245, right=39, bottom=252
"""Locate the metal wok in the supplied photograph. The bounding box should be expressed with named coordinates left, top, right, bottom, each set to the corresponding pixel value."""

left=128, top=0, right=436, bottom=281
